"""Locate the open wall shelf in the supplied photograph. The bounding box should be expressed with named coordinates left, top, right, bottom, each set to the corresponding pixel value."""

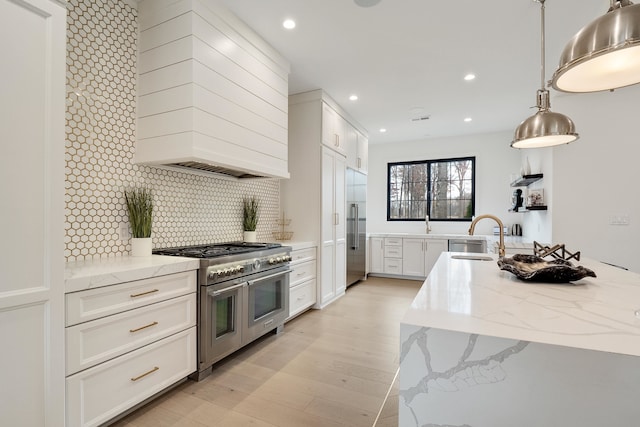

left=511, top=173, right=543, bottom=187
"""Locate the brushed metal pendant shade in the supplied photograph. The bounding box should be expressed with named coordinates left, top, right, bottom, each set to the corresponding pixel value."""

left=511, top=0, right=579, bottom=149
left=552, top=1, right=640, bottom=93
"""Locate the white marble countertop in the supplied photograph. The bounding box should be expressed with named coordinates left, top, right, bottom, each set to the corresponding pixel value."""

left=276, top=241, right=316, bottom=251
left=402, top=252, right=640, bottom=357
left=368, top=232, right=487, bottom=241
left=65, top=255, right=200, bottom=293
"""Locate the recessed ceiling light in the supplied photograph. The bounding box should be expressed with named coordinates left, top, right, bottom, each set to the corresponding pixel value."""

left=282, top=19, right=296, bottom=30
left=379, top=128, right=387, bottom=133
left=349, top=94, right=358, bottom=101
left=464, top=117, right=473, bottom=122
left=464, top=73, right=476, bottom=81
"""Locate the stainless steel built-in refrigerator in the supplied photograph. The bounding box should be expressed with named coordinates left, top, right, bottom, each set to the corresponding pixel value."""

left=346, top=168, right=366, bottom=286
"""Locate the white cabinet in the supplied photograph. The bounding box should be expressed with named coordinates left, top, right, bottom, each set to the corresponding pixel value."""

left=0, top=0, right=66, bottom=425
left=402, top=239, right=426, bottom=277
left=383, top=237, right=404, bottom=274
left=346, top=123, right=369, bottom=174
left=356, top=130, right=369, bottom=173
left=369, top=237, right=384, bottom=273
left=287, top=246, right=317, bottom=320
left=65, top=271, right=197, bottom=427
left=321, top=147, right=346, bottom=305
left=282, top=91, right=364, bottom=310
left=369, top=236, right=449, bottom=279
left=322, top=102, right=347, bottom=156
left=402, top=238, right=448, bottom=277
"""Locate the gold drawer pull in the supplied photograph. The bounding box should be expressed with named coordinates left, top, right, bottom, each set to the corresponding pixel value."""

left=130, top=289, right=159, bottom=298
left=131, top=366, right=159, bottom=382
left=129, top=321, right=158, bottom=333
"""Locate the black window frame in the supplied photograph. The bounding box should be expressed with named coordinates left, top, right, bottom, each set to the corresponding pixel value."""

left=386, top=156, right=476, bottom=222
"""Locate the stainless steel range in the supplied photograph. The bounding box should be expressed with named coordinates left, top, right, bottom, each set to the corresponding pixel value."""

left=153, top=242, right=291, bottom=380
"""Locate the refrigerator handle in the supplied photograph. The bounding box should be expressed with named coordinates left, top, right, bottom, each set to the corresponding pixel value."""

left=352, top=203, right=359, bottom=250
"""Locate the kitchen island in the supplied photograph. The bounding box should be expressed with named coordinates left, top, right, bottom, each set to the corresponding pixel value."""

left=399, top=252, right=640, bottom=426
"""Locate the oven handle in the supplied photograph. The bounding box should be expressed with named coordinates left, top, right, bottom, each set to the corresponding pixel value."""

left=247, top=269, right=291, bottom=287
left=209, top=282, right=246, bottom=297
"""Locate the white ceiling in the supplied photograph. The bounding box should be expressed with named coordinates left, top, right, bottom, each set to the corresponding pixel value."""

left=220, top=0, right=606, bottom=144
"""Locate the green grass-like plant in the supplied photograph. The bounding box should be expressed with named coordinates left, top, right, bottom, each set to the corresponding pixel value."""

left=125, top=187, right=153, bottom=238
left=243, top=197, right=259, bottom=231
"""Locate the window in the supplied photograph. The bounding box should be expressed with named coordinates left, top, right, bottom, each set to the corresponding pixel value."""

left=387, top=157, right=475, bottom=221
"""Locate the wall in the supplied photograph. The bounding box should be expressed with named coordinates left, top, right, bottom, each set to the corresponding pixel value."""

left=518, top=148, right=553, bottom=244
left=550, top=87, right=640, bottom=273
left=368, top=131, right=522, bottom=236
left=65, top=0, right=280, bottom=261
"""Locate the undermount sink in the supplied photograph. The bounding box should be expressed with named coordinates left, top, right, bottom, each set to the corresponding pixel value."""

left=451, top=255, right=494, bottom=261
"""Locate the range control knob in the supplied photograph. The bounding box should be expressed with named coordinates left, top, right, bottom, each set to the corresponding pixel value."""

left=216, top=269, right=223, bottom=277
left=276, top=256, right=282, bottom=263
left=268, top=258, right=276, bottom=265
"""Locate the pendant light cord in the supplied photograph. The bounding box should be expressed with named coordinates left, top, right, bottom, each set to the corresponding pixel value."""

left=540, top=0, right=546, bottom=91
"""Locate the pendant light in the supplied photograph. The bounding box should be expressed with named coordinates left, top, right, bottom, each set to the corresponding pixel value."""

left=511, top=0, right=579, bottom=149
left=552, top=0, right=640, bottom=93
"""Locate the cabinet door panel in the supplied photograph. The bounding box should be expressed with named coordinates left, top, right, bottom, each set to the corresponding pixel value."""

left=0, top=1, right=66, bottom=425
left=334, top=154, right=346, bottom=240
left=402, top=239, right=426, bottom=276
left=335, top=239, right=346, bottom=296
left=321, top=148, right=335, bottom=244
left=425, top=239, right=448, bottom=276
left=370, top=238, right=384, bottom=273
left=345, top=121, right=358, bottom=169
left=321, top=242, right=335, bottom=303
left=357, top=132, right=368, bottom=173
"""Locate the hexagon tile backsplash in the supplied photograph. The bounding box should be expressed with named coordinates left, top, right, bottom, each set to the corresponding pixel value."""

left=65, top=0, right=281, bottom=261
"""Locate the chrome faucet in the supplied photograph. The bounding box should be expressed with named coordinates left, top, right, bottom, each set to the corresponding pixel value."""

left=469, top=214, right=505, bottom=257
left=425, top=215, right=432, bottom=234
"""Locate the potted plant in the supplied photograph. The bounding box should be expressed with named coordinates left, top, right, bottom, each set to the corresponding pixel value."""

left=125, top=186, right=154, bottom=256
left=242, top=196, right=259, bottom=242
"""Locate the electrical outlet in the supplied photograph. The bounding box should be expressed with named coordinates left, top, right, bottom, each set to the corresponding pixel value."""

left=118, top=223, right=130, bottom=241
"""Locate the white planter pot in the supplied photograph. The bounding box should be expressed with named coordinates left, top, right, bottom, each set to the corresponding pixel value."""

left=131, top=237, right=152, bottom=257
left=243, top=231, right=257, bottom=243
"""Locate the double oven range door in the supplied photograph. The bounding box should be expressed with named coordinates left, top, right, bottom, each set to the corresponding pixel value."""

left=199, top=265, right=290, bottom=377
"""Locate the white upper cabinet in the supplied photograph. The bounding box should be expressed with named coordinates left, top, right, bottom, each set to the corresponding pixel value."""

left=322, top=102, right=347, bottom=156
left=136, top=0, right=290, bottom=179
left=356, top=130, right=369, bottom=173
left=343, top=111, right=368, bottom=174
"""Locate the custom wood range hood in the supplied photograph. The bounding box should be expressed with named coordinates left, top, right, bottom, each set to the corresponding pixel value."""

left=135, top=0, right=290, bottom=180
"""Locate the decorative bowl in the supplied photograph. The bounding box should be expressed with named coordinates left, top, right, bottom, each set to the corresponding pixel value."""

left=497, top=254, right=596, bottom=283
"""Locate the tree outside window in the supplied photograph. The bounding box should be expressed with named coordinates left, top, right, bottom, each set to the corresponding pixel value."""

left=387, top=157, right=475, bottom=221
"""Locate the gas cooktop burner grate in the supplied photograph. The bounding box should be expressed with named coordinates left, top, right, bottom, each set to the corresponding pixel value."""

left=153, top=242, right=282, bottom=259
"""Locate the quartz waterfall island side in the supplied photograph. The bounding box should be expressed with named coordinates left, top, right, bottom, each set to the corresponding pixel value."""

left=399, top=252, right=640, bottom=427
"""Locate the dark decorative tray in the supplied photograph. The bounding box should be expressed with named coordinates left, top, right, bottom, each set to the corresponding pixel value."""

left=497, top=254, right=596, bottom=283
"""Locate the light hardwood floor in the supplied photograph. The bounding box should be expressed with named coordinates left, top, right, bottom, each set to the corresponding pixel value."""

left=111, top=277, right=421, bottom=427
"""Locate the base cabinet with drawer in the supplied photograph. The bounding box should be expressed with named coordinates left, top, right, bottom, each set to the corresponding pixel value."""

left=369, top=236, right=449, bottom=278
left=369, top=237, right=404, bottom=275
left=65, top=270, right=198, bottom=427
left=287, top=245, right=317, bottom=320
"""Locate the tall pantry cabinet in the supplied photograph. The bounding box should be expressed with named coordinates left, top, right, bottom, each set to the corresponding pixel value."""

left=282, top=90, right=361, bottom=308
left=0, top=0, right=66, bottom=425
